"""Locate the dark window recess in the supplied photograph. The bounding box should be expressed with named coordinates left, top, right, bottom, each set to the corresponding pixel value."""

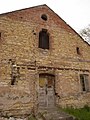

left=39, top=29, right=49, bottom=49
left=76, top=47, right=80, bottom=55
left=41, top=14, right=47, bottom=21
left=11, top=76, right=16, bottom=85
left=80, top=74, right=89, bottom=92
left=0, top=33, right=1, bottom=39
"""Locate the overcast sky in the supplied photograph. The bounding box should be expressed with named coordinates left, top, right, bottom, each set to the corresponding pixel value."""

left=0, top=0, right=90, bottom=32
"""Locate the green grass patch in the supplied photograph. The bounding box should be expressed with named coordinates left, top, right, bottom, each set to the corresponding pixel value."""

left=62, top=105, right=90, bottom=120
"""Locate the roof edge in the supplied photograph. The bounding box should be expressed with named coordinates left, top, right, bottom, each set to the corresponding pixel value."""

left=0, top=4, right=89, bottom=46
left=0, top=4, right=47, bottom=16
left=45, top=5, right=90, bottom=47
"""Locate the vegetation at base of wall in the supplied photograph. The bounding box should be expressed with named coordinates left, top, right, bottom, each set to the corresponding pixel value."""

left=62, top=105, right=90, bottom=120
left=28, top=114, right=37, bottom=120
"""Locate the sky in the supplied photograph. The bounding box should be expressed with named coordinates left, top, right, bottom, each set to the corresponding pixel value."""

left=0, top=0, right=90, bottom=32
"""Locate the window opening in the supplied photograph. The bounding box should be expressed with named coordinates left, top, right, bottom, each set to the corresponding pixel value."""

left=39, top=29, right=49, bottom=49
left=0, top=33, right=1, bottom=39
left=41, top=14, right=47, bottom=21
left=76, top=47, right=80, bottom=55
left=80, top=74, right=89, bottom=92
left=11, top=76, right=16, bottom=85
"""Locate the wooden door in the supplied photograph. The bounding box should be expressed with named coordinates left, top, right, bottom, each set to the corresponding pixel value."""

left=38, top=74, right=55, bottom=108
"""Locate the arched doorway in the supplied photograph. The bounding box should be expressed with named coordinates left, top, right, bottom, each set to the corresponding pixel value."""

left=38, top=73, right=55, bottom=108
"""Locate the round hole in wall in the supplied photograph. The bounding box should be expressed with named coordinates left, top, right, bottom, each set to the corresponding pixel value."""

left=41, top=14, right=47, bottom=21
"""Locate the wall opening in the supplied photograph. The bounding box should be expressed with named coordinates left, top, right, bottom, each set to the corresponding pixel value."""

left=39, top=73, right=55, bottom=107
left=41, top=14, right=47, bottom=21
left=76, top=47, right=80, bottom=55
left=39, top=73, right=55, bottom=88
left=39, top=29, right=49, bottom=49
left=80, top=74, right=89, bottom=92
left=0, top=33, right=1, bottom=40
left=11, top=76, right=16, bottom=85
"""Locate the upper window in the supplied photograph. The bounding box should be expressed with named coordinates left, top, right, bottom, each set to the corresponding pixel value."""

left=0, top=33, right=1, bottom=39
left=39, top=29, right=49, bottom=49
left=80, top=74, right=89, bottom=92
left=41, top=14, right=47, bottom=21
left=76, top=47, right=80, bottom=55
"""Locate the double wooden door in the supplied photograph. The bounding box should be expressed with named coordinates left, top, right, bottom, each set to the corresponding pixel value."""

left=38, top=74, right=55, bottom=108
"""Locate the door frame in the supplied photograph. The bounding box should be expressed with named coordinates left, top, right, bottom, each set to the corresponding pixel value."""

left=38, top=73, right=55, bottom=108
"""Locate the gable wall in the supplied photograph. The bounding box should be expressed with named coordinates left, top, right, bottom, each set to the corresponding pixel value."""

left=0, top=5, right=90, bottom=115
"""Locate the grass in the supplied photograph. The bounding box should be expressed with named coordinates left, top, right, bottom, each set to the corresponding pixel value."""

left=28, top=114, right=37, bottom=120
left=62, top=105, right=90, bottom=120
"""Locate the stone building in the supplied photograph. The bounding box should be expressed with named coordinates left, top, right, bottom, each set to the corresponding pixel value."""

left=0, top=4, right=90, bottom=116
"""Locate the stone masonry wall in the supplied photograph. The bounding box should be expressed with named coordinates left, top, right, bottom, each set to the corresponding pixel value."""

left=55, top=69, right=90, bottom=108
left=0, top=5, right=90, bottom=116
